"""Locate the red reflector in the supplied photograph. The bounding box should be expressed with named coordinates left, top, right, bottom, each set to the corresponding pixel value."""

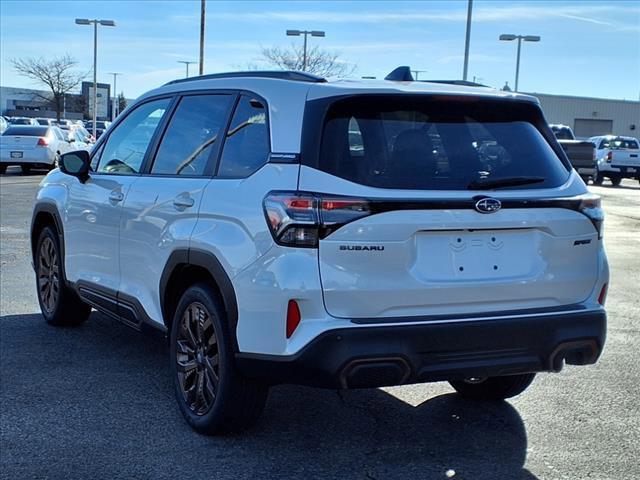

left=597, top=283, right=608, bottom=305
left=286, top=300, right=301, bottom=338
left=37, top=137, right=49, bottom=147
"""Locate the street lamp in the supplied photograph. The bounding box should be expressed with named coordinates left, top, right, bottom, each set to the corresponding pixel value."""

left=286, top=29, right=325, bottom=72
left=499, top=33, right=540, bottom=92
left=75, top=18, right=116, bottom=138
left=177, top=61, right=197, bottom=78
left=108, top=72, right=121, bottom=120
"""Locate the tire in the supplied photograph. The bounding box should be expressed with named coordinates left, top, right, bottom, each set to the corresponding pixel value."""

left=593, top=170, right=603, bottom=185
left=449, top=373, right=536, bottom=401
left=0, top=163, right=6, bottom=174
left=170, top=282, right=269, bottom=435
left=21, top=164, right=31, bottom=174
left=35, top=226, right=91, bottom=326
left=610, top=177, right=622, bottom=187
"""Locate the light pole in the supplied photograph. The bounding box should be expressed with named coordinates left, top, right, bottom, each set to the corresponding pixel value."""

left=108, top=72, right=121, bottom=120
left=199, top=0, right=205, bottom=75
left=75, top=18, right=116, bottom=138
left=462, top=0, right=473, bottom=81
left=499, top=34, right=540, bottom=92
left=286, top=29, right=325, bottom=71
left=178, top=61, right=196, bottom=78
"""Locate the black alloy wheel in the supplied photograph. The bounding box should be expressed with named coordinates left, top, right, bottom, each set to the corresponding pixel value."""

left=176, top=302, right=220, bottom=416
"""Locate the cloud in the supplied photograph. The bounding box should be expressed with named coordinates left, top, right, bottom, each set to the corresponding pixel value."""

left=203, top=4, right=639, bottom=29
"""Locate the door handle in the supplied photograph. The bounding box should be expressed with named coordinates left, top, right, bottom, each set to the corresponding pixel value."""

left=109, top=191, right=124, bottom=203
left=173, top=194, right=195, bottom=209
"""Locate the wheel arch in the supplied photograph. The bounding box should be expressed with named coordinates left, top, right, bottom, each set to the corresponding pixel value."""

left=31, top=203, right=65, bottom=272
left=160, top=248, right=239, bottom=350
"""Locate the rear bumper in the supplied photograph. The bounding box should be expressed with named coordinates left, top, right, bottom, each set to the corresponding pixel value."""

left=0, top=149, right=54, bottom=164
left=235, top=309, right=606, bottom=388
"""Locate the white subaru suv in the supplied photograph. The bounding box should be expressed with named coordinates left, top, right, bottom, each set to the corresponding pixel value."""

left=31, top=69, right=608, bottom=434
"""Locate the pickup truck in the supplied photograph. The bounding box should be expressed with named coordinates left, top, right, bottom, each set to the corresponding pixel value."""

left=550, top=124, right=597, bottom=183
left=590, top=135, right=640, bottom=186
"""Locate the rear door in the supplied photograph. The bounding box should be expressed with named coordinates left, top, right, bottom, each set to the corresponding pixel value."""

left=118, top=92, right=235, bottom=325
left=299, top=95, right=600, bottom=319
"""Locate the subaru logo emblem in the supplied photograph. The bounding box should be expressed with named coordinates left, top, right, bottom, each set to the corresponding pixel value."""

left=475, top=198, right=502, bottom=214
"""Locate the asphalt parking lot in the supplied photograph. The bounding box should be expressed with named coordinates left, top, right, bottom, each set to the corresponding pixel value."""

left=1, top=167, right=638, bottom=480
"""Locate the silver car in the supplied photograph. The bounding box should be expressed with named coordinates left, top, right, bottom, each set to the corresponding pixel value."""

left=0, top=125, right=74, bottom=173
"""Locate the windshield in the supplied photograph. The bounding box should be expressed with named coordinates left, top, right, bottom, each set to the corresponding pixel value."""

left=315, top=96, right=569, bottom=190
left=3, top=126, right=49, bottom=136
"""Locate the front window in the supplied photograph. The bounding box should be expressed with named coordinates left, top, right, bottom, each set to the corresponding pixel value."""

left=95, top=98, right=170, bottom=174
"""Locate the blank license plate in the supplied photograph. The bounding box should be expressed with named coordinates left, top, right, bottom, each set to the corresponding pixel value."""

left=10, top=151, right=23, bottom=158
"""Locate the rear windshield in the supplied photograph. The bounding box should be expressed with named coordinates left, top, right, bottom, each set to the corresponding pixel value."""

left=11, top=118, right=33, bottom=125
left=316, top=96, right=569, bottom=190
left=599, top=138, right=639, bottom=150
left=3, top=126, right=49, bottom=136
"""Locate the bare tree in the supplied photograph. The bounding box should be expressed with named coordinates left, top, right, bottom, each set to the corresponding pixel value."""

left=258, top=44, right=356, bottom=77
left=11, top=55, right=85, bottom=120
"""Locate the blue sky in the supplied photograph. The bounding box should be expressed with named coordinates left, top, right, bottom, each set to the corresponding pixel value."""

left=1, top=0, right=638, bottom=100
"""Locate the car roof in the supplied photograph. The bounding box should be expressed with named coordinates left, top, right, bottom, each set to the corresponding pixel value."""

left=138, top=72, right=541, bottom=153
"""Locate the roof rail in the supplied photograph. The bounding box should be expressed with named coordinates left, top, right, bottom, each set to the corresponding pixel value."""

left=165, top=70, right=327, bottom=86
left=425, top=80, right=488, bottom=87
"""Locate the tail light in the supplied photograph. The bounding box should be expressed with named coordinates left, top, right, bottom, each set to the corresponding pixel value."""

left=606, top=151, right=612, bottom=162
left=37, top=137, right=49, bottom=147
left=578, top=194, right=604, bottom=239
left=263, top=191, right=371, bottom=248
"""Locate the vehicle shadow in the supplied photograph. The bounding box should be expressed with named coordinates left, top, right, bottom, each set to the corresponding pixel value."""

left=1, top=312, right=538, bottom=480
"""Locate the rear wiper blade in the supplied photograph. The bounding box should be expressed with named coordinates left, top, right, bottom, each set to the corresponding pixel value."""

left=467, top=176, right=546, bottom=190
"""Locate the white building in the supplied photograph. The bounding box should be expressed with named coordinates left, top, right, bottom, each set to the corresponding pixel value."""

left=529, top=92, right=640, bottom=139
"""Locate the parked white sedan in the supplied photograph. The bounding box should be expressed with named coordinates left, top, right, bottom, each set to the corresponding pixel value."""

left=0, top=125, right=75, bottom=174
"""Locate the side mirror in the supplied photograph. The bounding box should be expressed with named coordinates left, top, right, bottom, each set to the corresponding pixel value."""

left=69, top=137, right=75, bottom=143
left=59, top=150, right=90, bottom=182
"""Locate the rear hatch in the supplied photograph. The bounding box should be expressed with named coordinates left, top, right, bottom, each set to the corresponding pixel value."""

left=297, top=94, right=601, bottom=320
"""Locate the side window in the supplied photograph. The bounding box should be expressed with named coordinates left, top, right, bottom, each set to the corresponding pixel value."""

left=151, top=94, right=232, bottom=176
left=52, top=128, right=64, bottom=141
left=217, top=96, right=269, bottom=178
left=97, top=98, right=170, bottom=174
